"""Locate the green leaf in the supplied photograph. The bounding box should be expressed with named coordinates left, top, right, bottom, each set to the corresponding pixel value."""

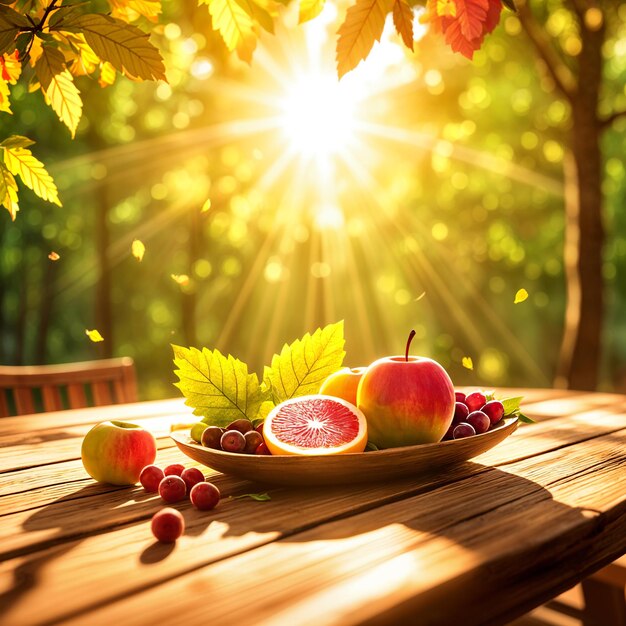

left=173, top=344, right=271, bottom=427
left=500, top=396, right=523, bottom=416
left=34, top=45, right=66, bottom=91
left=251, top=399, right=275, bottom=426
left=0, top=135, right=35, bottom=149
left=2, top=143, right=62, bottom=206
left=0, top=5, right=31, bottom=28
left=0, top=14, right=19, bottom=55
left=263, top=321, right=346, bottom=404
left=517, top=412, right=535, bottom=424
left=60, top=14, right=166, bottom=81
left=232, top=493, right=271, bottom=501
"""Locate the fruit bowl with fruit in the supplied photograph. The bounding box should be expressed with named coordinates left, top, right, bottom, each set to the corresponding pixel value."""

left=171, top=326, right=528, bottom=486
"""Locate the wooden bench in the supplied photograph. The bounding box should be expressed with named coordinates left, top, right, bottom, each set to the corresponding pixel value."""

left=0, top=358, right=137, bottom=416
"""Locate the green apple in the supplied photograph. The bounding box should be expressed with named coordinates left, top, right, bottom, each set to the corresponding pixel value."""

left=81, top=421, right=157, bottom=485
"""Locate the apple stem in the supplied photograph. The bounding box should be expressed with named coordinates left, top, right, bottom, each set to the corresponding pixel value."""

left=405, top=330, right=416, bottom=362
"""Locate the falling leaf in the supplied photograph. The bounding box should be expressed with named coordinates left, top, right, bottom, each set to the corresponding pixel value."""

left=514, top=288, right=529, bottom=304
left=231, top=493, right=271, bottom=501
left=392, top=0, right=414, bottom=50
left=462, top=356, right=473, bottom=370
left=201, top=198, right=211, bottom=213
left=171, top=273, right=189, bottom=285
left=132, top=238, right=145, bottom=262
left=48, top=251, right=60, bottom=261
left=86, top=329, right=104, bottom=342
left=414, top=291, right=426, bottom=302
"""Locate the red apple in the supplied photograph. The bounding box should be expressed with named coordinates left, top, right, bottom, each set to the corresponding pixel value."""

left=319, top=367, right=367, bottom=406
left=357, top=331, right=455, bottom=448
left=81, top=421, right=157, bottom=485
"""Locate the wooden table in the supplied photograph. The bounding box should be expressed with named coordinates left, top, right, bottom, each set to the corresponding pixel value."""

left=1, top=388, right=625, bottom=626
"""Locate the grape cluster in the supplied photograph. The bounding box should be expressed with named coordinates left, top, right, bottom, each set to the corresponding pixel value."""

left=139, top=462, right=221, bottom=543
left=443, top=391, right=505, bottom=441
left=198, top=418, right=270, bottom=455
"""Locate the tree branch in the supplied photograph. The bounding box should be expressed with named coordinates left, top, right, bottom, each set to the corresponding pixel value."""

left=601, top=108, right=626, bottom=130
left=516, top=0, right=577, bottom=102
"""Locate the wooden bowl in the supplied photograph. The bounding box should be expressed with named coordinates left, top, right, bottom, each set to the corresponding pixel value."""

left=170, top=416, right=518, bottom=486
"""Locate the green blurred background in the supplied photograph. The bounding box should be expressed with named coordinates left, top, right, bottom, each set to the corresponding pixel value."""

left=1, top=0, right=625, bottom=399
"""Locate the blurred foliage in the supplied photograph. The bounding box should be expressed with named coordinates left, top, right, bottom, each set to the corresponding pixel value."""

left=1, top=0, right=625, bottom=400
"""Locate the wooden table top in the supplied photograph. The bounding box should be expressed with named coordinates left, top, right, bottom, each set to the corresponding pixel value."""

left=1, top=387, right=625, bottom=626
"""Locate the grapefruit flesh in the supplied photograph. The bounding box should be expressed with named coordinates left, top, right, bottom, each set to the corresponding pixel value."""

left=263, top=395, right=368, bottom=456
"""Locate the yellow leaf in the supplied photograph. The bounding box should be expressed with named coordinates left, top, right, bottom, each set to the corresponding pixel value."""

left=171, top=273, right=190, bottom=285
left=299, top=0, right=325, bottom=24
left=201, top=198, right=212, bottom=212
left=3, top=145, right=62, bottom=206
left=28, top=36, right=44, bottom=65
left=514, top=288, right=529, bottom=304
left=132, top=238, right=145, bottom=261
left=336, top=0, right=392, bottom=78
left=64, top=33, right=100, bottom=75
left=462, top=356, right=473, bottom=370
left=0, top=163, right=19, bottom=220
left=44, top=70, right=83, bottom=138
left=61, top=14, right=166, bottom=81
left=110, top=0, right=162, bottom=21
left=0, top=75, right=10, bottom=114
left=436, top=0, right=456, bottom=17
left=98, top=61, right=116, bottom=87
left=392, top=0, right=414, bottom=51
left=202, top=0, right=257, bottom=63
left=86, top=329, right=104, bottom=342
left=34, top=45, right=66, bottom=91
left=48, top=251, right=60, bottom=261
left=2, top=51, right=21, bottom=83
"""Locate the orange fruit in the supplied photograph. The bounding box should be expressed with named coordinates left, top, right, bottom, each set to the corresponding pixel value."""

left=263, top=395, right=368, bottom=456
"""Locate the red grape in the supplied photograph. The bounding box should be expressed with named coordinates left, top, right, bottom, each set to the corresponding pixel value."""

left=453, top=423, right=476, bottom=439
left=243, top=431, right=263, bottom=454
left=455, top=391, right=467, bottom=404
left=221, top=430, right=246, bottom=453
left=201, top=426, right=224, bottom=449
left=151, top=508, right=184, bottom=543
left=255, top=422, right=265, bottom=436
left=466, top=410, right=490, bottom=434
left=159, top=475, right=186, bottom=503
left=465, top=392, right=487, bottom=412
left=181, top=467, right=205, bottom=491
left=139, top=465, right=164, bottom=492
left=453, top=402, right=469, bottom=423
left=190, top=482, right=220, bottom=510
left=442, top=425, right=455, bottom=441
left=226, top=419, right=254, bottom=434
left=482, top=400, right=505, bottom=424
left=163, top=464, right=185, bottom=477
left=255, top=442, right=271, bottom=455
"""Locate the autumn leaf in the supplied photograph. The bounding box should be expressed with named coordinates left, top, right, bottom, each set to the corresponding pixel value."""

left=98, top=61, right=116, bottom=87
left=0, top=162, right=19, bottom=220
left=86, top=329, right=105, bottom=342
left=48, top=251, right=60, bottom=261
left=131, top=238, right=145, bottom=261
left=236, top=0, right=275, bottom=34
left=437, top=0, right=456, bottom=17
left=60, top=14, right=166, bottom=81
left=454, top=0, right=489, bottom=41
left=172, top=344, right=271, bottom=426
left=1, top=50, right=21, bottom=84
left=299, top=0, right=325, bottom=24
left=336, top=0, right=392, bottom=78
left=0, top=75, right=11, bottom=113
left=263, top=321, right=345, bottom=404
left=2, top=143, right=62, bottom=206
left=201, top=198, right=212, bottom=212
left=392, top=0, right=414, bottom=50
left=462, top=356, right=473, bottom=370
left=35, top=46, right=66, bottom=91
left=514, top=288, right=528, bottom=304
left=171, top=273, right=189, bottom=285
left=201, top=0, right=257, bottom=64
left=44, top=70, right=83, bottom=138
left=0, top=7, right=28, bottom=56
left=110, top=0, right=163, bottom=22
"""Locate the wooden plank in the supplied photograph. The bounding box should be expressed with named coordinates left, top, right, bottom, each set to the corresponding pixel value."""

left=91, top=381, right=112, bottom=406
left=0, top=390, right=10, bottom=418
left=66, top=384, right=87, bottom=410
left=13, top=388, right=35, bottom=415
left=0, top=398, right=187, bottom=437
left=2, top=430, right=624, bottom=626
left=41, top=385, right=63, bottom=412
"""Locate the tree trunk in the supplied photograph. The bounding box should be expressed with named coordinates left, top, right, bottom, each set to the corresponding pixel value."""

left=555, top=20, right=605, bottom=390
left=95, top=185, right=113, bottom=358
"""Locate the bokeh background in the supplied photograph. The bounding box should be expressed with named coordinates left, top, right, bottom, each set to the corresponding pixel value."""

left=1, top=0, right=625, bottom=399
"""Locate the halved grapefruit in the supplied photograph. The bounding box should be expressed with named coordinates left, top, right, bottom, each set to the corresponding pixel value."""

left=263, top=395, right=368, bottom=456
